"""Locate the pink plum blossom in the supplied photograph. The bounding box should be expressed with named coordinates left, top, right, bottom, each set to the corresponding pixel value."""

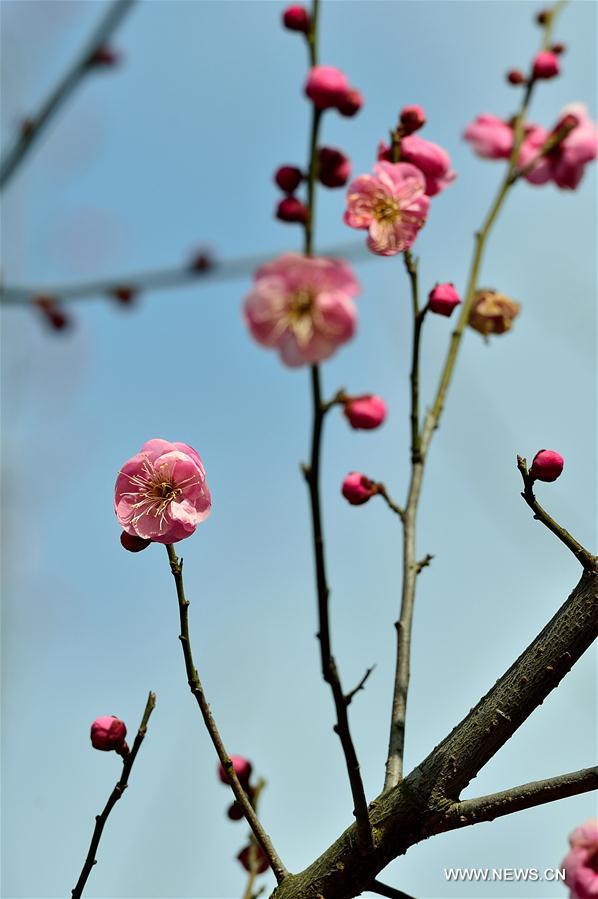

left=530, top=449, right=564, bottom=482
left=344, top=161, right=429, bottom=255
left=532, top=50, right=560, bottom=80
left=90, top=716, right=128, bottom=753
left=463, top=114, right=514, bottom=159
left=520, top=104, right=598, bottom=189
left=115, top=439, right=211, bottom=544
left=304, top=66, right=349, bottom=110
left=378, top=137, right=456, bottom=196
left=562, top=819, right=598, bottom=899
left=243, top=253, right=359, bottom=366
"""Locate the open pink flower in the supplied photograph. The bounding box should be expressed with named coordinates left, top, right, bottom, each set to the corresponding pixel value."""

left=463, top=114, right=515, bottom=159
left=521, top=103, right=598, bottom=189
left=115, top=439, right=211, bottom=544
left=378, top=137, right=456, bottom=196
left=562, top=819, right=598, bottom=899
left=243, top=253, right=359, bottom=366
left=344, top=161, right=429, bottom=256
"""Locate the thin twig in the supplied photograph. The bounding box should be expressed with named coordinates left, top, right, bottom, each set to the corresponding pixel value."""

left=300, top=0, right=373, bottom=853
left=369, top=880, right=417, bottom=899
left=345, top=666, right=376, bottom=707
left=0, top=0, right=136, bottom=191
left=164, top=544, right=288, bottom=883
left=441, top=766, right=598, bottom=830
left=517, top=457, right=596, bottom=570
left=241, top=779, right=268, bottom=899
left=383, top=0, right=567, bottom=793
left=71, top=690, right=156, bottom=899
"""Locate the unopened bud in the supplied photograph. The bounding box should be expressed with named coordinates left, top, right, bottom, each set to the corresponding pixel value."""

left=276, top=196, right=308, bottom=223
left=507, top=69, right=526, bottom=85
left=530, top=449, right=564, bottom=482
left=399, top=104, right=426, bottom=134
left=34, top=296, right=71, bottom=331
left=551, top=42, right=566, bottom=55
left=532, top=50, right=560, bottom=80
left=238, top=843, right=269, bottom=874
left=120, top=531, right=151, bottom=552
left=274, top=165, right=303, bottom=193
left=218, top=755, right=253, bottom=786
left=343, top=395, right=387, bottom=430
left=88, top=45, right=119, bottom=68
left=227, top=801, right=244, bottom=821
left=428, top=283, right=461, bottom=317
left=90, top=716, right=128, bottom=753
left=342, top=472, right=378, bottom=505
left=338, top=88, right=363, bottom=117
left=282, top=5, right=310, bottom=33
left=317, top=147, right=351, bottom=188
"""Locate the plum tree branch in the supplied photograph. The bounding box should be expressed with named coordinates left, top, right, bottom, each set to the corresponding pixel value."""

left=164, top=545, right=288, bottom=883
left=0, top=0, right=135, bottom=191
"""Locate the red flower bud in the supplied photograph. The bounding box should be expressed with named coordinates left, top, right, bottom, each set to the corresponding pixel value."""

left=218, top=755, right=253, bottom=786
left=274, top=165, right=303, bottom=193
left=428, top=283, right=461, bottom=317
left=227, top=801, right=244, bottom=821
left=532, top=50, right=560, bottom=80
left=551, top=42, right=566, bottom=55
left=238, top=843, right=269, bottom=874
left=120, top=531, right=151, bottom=552
left=507, top=69, right=526, bottom=85
left=399, top=104, right=426, bottom=134
left=337, top=88, right=363, bottom=117
left=282, top=5, right=310, bottom=33
left=343, top=395, right=387, bottom=430
left=90, top=716, right=128, bottom=753
left=276, top=196, right=308, bottom=223
left=530, top=450, right=564, bottom=483
left=34, top=296, right=71, bottom=331
left=342, top=472, right=377, bottom=505
left=317, top=147, right=351, bottom=188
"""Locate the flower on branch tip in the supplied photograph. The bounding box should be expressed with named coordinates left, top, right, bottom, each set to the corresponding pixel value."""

left=562, top=818, right=598, bottom=899
left=115, top=439, right=211, bottom=544
left=275, top=165, right=303, bottom=193
left=282, top=4, right=310, bottom=33
left=530, top=449, right=564, bottom=483
left=238, top=843, right=270, bottom=874
left=34, top=296, right=71, bottom=332
left=468, top=289, right=520, bottom=336
left=345, top=161, right=429, bottom=255
left=378, top=135, right=456, bottom=196
left=304, top=66, right=361, bottom=116
left=400, top=104, right=426, bottom=134
left=342, top=472, right=378, bottom=505
left=243, top=253, right=359, bottom=367
left=218, top=755, right=253, bottom=786
left=318, top=147, right=351, bottom=188
left=276, top=196, right=308, bottom=223
left=532, top=50, right=560, bottom=80
left=428, top=283, right=461, bottom=317
left=519, top=103, right=598, bottom=190
left=90, top=716, right=128, bottom=754
left=343, top=395, right=387, bottom=430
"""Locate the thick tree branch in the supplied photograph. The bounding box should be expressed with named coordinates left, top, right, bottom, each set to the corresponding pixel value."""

left=0, top=0, right=135, bottom=191
left=270, top=570, right=598, bottom=899
left=71, top=690, right=156, bottom=899
left=440, top=767, right=598, bottom=832
left=164, top=545, right=288, bottom=883
left=517, top=456, right=596, bottom=570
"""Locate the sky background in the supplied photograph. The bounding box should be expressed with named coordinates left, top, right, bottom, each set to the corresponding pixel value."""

left=1, top=1, right=596, bottom=898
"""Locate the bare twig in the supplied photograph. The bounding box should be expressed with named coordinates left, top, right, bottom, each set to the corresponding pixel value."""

left=345, top=666, right=376, bottom=707
left=517, top=457, right=596, bottom=570
left=369, top=881, right=416, bottom=899
left=164, top=545, right=288, bottom=883
left=71, top=691, right=156, bottom=899
left=0, top=0, right=135, bottom=191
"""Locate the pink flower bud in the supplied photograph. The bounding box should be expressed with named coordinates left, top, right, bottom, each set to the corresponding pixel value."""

left=88, top=45, right=119, bottom=68
left=276, top=196, right=308, bottom=223
left=342, top=472, right=377, bottom=505
left=338, top=88, right=363, bottom=117
left=530, top=450, right=564, bottom=482
left=400, top=105, right=426, bottom=134
left=227, top=801, right=244, bottom=821
left=428, top=283, right=461, bottom=317
left=282, top=5, right=310, bottom=33
left=120, top=531, right=152, bottom=552
left=238, top=843, right=269, bottom=874
left=275, top=165, right=303, bottom=193
left=343, top=395, right=387, bottom=430
left=532, top=50, right=560, bottom=80
left=90, top=716, right=127, bottom=753
left=112, top=285, right=137, bottom=305
left=218, top=755, right=253, bottom=786
left=34, top=296, right=71, bottom=331
left=317, top=147, right=351, bottom=187
left=507, top=69, right=526, bottom=85
left=305, top=66, right=350, bottom=110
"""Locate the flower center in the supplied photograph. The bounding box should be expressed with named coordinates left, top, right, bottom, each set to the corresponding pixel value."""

left=287, top=288, right=316, bottom=346
left=374, top=197, right=400, bottom=223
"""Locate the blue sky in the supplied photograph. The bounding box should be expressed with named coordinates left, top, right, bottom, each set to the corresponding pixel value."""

left=1, top=1, right=596, bottom=898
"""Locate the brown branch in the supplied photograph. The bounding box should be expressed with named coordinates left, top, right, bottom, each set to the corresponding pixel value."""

left=440, top=766, right=598, bottom=832
left=270, top=569, right=598, bottom=899
left=517, top=456, right=596, bottom=570
left=345, top=666, right=376, bottom=707
left=164, top=545, right=288, bottom=883
left=71, top=690, right=156, bottom=899
left=369, top=881, right=416, bottom=899
left=0, top=0, right=135, bottom=191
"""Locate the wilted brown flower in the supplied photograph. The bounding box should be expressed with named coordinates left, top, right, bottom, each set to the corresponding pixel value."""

left=468, top=289, right=521, bottom=336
